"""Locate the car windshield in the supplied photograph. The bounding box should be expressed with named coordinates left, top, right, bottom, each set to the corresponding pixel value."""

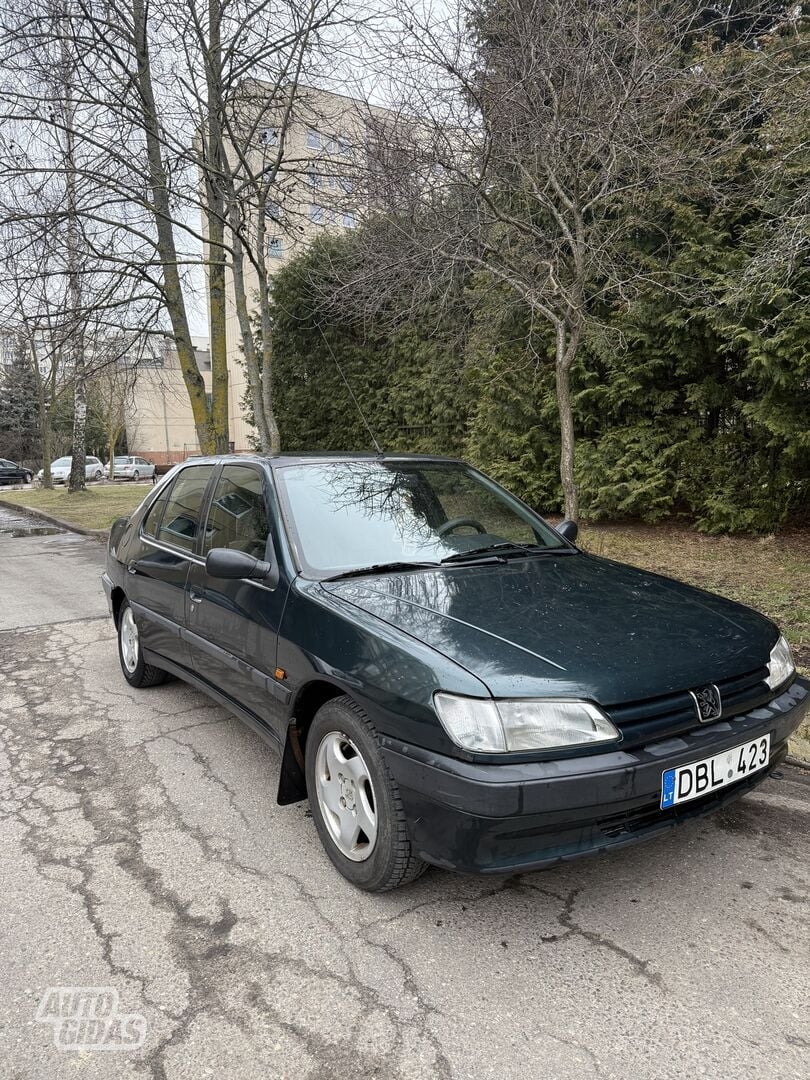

left=52, top=458, right=71, bottom=467
left=276, top=460, right=567, bottom=577
left=114, top=457, right=130, bottom=463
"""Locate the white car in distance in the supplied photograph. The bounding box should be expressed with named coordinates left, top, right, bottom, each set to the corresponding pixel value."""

left=109, top=456, right=156, bottom=481
left=37, top=456, right=105, bottom=484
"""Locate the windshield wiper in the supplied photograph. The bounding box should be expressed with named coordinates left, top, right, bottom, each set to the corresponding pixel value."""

left=440, top=542, right=571, bottom=564
left=322, top=560, right=440, bottom=582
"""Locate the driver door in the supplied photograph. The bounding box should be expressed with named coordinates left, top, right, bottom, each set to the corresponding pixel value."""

left=185, top=463, right=289, bottom=739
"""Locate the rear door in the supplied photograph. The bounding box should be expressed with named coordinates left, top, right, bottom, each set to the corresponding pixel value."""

left=125, top=464, right=215, bottom=669
left=185, top=462, right=290, bottom=738
left=0, top=460, right=16, bottom=483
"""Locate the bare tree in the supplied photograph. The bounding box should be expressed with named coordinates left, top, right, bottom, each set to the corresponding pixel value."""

left=318, top=0, right=761, bottom=519
left=2, top=0, right=373, bottom=460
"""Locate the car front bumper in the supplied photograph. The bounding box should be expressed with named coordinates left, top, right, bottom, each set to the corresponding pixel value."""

left=381, top=677, right=809, bottom=875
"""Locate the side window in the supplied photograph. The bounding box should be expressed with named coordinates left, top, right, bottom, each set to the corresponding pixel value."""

left=142, top=484, right=173, bottom=538
left=202, top=466, right=270, bottom=559
left=157, top=466, right=214, bottom=552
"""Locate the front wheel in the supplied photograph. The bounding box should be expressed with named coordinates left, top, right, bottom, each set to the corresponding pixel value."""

left=23, top=472, right=32, bottom=484
left=305, top=697, right=427, bottom=891
left=117, top=601, right=168, bottom=688
left=132, top=470, right=140, bottom=481
left=94, top=470, right=103, bottom=481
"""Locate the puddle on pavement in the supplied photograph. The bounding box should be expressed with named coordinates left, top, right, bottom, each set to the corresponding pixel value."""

left=1, top=526, right=62, bottom=537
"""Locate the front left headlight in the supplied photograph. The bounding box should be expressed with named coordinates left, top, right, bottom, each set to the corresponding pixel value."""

left=767, top=635, right=795, bottom=691
left=433, top=692, right=620, bottom=753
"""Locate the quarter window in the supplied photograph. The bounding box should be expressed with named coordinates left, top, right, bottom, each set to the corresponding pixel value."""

left=202, top=466, right=270, bottom=560
left=157, top=466, right=214, bottom=552
left=142, top=486, right=170, bottom=538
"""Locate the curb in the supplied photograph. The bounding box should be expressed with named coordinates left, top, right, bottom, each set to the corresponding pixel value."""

left=0, top=498, right=110, bottom=541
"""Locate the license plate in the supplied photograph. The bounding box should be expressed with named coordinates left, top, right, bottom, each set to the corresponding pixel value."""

left=661, top=733, right=771, bottom=809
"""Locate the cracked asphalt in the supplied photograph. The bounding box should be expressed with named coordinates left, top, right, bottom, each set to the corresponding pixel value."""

left=0, top=505, right=808, bottom=1080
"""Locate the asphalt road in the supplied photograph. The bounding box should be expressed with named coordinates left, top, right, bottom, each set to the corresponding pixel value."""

left=0, top=505, right=808, bottom=1080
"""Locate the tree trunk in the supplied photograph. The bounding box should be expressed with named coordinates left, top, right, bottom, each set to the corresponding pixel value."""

left=204, top=0, right=230, bottom=453
left=63, top=72, right=86, bottom=496
left=554, top=321, right=581, bottom=522
left=229, top=214, right=273, bottom=452
left=252, top=210, right=279, bottom=452
left=68, top=371, right=87, bottom=493
left=37, top=378, right=53, bottom=489
left=131, top=0, right=214, bottom=454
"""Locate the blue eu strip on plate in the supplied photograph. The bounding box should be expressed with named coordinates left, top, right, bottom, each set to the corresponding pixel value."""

left=661, top=769, right=677, bottom=809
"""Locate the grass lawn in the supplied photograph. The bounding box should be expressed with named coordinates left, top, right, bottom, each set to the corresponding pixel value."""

left=0, top=483, right=149, bottom=532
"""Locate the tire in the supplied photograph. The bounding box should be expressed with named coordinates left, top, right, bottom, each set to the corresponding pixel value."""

left=305, top=697, right=427, bottom=892
left=133, top=470, right=140, bottom=481
left=117, top=601, right=169, bottom=688
left=23, top=472, right=32, bottom=484
left=94, top=470, right=103, bottom=481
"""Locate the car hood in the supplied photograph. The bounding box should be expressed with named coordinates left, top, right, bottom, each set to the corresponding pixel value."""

left=322, top=553, right=777, bottom=705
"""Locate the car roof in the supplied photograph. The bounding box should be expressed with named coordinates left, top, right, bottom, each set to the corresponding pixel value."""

left=173, top=452, right=465, bottom=469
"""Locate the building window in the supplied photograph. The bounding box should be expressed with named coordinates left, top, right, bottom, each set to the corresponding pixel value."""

left=306, top=129, right=320, bottom=149
left=338, top=136, right=353, bottom=156
left=306, top=171, right=321, bottom=187
left=259, top=128, right=278, bottom=146
left=265, top=201, right=281, bottom=220
left=342, top=211, right=357, bottom=230
left=309, top=203, right=325, bottom=224
left=267, top=236, right=284, bottom=259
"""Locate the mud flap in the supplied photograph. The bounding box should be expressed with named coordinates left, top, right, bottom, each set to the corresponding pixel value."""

left=277, top=722, right=307, bottom=805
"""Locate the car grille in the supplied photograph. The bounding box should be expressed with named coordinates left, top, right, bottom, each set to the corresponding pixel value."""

left=605, top=665, right=773, bottom=749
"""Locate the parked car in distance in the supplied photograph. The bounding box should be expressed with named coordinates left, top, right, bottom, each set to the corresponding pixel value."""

left=0, top=458, right=33, bottom=485
left=37, top=456, right=105, bottom=484
left=109, top=456, right=156, bottom=481
left=102, top=454, right=808, bottom=891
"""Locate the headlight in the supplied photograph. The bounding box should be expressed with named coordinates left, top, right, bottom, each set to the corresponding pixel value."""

left=767, top=635, right=795, bottom=691
left=433, top=693, right=620, bottom=752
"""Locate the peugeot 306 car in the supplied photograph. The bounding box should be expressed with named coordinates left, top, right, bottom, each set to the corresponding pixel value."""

left=102, top=454, right=808, bottom=891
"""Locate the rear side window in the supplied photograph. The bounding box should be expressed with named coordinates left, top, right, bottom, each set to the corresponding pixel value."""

left=157, top=466, right=214, bottom=552
left=142, top=487, right=170, bottom=538
left=202, top=465, right=270, bottom=559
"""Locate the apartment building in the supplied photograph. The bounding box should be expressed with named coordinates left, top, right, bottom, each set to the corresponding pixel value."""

left=125, top=337, right=213, bottom=465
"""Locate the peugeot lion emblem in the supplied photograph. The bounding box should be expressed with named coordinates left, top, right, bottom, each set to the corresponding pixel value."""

left=690, top=684, right=722, bottom=723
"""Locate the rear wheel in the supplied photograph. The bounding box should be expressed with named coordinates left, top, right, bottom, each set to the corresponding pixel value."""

left=117, top=601, right=168, bottom=688
left=305, top=697, right=427, bottom=891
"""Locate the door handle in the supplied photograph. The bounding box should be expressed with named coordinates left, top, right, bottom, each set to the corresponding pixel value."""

left=127, top=561, right=137, bottom=575
left=189, top=590, right=203, bottom=605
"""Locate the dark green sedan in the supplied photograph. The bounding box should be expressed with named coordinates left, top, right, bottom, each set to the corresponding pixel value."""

left=102, top=454, right=808, bottom=891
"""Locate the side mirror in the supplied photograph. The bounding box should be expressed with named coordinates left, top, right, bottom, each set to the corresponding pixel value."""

left=556, top=519, right=578, bottom=543
left=205, top=547, right=279, bottom=587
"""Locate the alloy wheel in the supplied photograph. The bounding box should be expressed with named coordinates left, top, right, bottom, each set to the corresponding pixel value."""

left=120, top=606, right=140, bottom=673
left=314, top=730, right=378, bottom=861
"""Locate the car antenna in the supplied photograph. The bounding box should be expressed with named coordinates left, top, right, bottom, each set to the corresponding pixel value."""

left=316, top=323, right=384, bottom=456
